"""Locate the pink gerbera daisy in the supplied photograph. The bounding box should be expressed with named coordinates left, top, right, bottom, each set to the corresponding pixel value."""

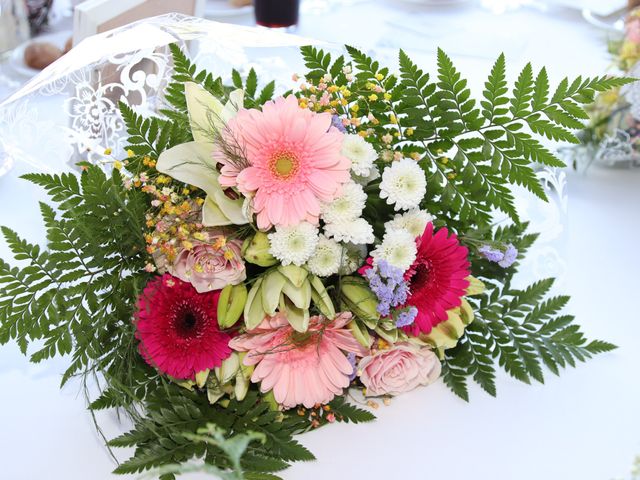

left=229, top=312, right=368, bottom=409
left=135, top=274, right=232, bottom=380
left=404, top=223, right=470, bottom=336
left=217, top=95, right=351, bottom=230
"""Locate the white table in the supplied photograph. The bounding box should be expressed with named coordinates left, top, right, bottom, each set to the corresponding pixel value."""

left=1, top=1, right=639, bottom=479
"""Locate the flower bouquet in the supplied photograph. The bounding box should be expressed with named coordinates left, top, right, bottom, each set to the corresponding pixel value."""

left=571, top=7, right=640, bottom=169
left=0, top=17, right=626, bottom=478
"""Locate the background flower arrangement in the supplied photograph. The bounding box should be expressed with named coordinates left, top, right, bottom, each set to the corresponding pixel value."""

left=0, top=43, right=625, bottom=477
left=574, top=7, right=640, bottom=169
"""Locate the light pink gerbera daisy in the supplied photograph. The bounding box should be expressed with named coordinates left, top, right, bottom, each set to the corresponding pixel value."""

left=229, top=312, right=368, bottom=409
left=217, top=95, right=351, bottom=230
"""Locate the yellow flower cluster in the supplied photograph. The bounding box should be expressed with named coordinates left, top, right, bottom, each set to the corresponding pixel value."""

left=297, top=68, right=394, bottom=137
left=143, top=195, right=205, bottom=263
left=295, top=66, right=426, bottom=162
left=115, top=154, right=207, bottom=265
left=297, top=82, right=352, bottom=113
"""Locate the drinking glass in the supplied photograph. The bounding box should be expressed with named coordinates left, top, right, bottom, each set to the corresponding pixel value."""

left=254, top=0, right=300, bottom=29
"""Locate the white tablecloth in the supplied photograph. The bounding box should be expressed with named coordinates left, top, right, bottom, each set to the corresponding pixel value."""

left=0, top=1, right=639, bottom=479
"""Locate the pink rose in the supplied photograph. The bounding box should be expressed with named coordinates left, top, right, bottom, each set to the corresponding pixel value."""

left=172, top=237, right=246, bottom=293
left=358, top=343, right=441, bottom=396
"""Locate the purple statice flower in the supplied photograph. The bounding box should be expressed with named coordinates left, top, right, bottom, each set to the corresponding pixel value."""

left=367, top=278, right=393, bottom=315
left=347, top=352, right=357, bottom=381
left=366, top=271, right=384, bottom=291
left=377, top=260, right=404, bottom=284
left=479, top=243, right=518, bottom=269
left=392, top=281, right=409, bottom=306
left=478, top=245, right=505, bottom=263
left=395, top=307, right=418, bottom=328
left=364, top=260, right=412, bottom=318
left=330, top=115, right=347, bottom=133
left=498, top=244, right=518, bottom=268
left=376, top=303, right=391, bottom=316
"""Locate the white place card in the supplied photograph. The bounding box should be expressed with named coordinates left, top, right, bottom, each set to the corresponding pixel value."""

left=73, top=0, right=206, bottom=45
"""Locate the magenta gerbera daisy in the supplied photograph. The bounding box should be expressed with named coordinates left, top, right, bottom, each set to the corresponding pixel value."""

left=134, top=274, right=232, bottom=380
left=217, top=95, right=351, bottom=230
left=404, top=223, right=470, bottom=336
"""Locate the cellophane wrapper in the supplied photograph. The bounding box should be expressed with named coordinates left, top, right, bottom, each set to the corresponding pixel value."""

left=0, top=14, right=336, bottom=176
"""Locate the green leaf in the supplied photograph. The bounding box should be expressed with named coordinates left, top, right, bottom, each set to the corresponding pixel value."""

left=482, top=53, right=508, bottom=122
left=531, top=67, right=549, bottom=111
left=510, top=63, right=534, bottom=117
left=329, top=396, right=376, bottom=423
left=444, top=269, right=615, bottom=398
left=442, top=360, right=469, bottom=401
left=257, top=80, right=276, bottom=105
left=584, top=340, right=617, bottom=354
left=165, top=43, right=226, bottom=113
left=436, top=48, right=480, bottom=131
left=110, top=390, right=314, bottom=476
left=245, top=68, right=258, bottom=98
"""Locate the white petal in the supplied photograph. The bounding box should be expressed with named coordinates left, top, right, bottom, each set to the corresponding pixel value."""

left=211, top=184, right=248, bottom=225
left=223, top=89, right=245, bottom=122
left=157, top=141, right=217, bottom=191
left=185, top=82, right=226, bottom=143
left=157, top=141, right=247, bottom=226
left=202, top=197, right=233, bottom=226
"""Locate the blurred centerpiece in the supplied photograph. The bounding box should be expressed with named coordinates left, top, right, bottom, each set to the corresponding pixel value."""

left=569, top=6, right=640, bottom=170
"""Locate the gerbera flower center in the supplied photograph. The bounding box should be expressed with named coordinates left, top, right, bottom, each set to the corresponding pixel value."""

left=269, top=150, right=299, bottom=180
left=184, top=312, right=197, bottom=329
left=174, top=304, right=207, bottom=339
left=412, top=262, right=431, bottom=285
left=289, top=330, right=317, bottom=348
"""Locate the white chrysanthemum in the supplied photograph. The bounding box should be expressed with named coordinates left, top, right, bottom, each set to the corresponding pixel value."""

left=341, top=134, right=377, bottom=176
left=379, top=159, right=427, bottom=211
left=371, top=229, right=417, bottom=272
left=268, top=222, right=319, bottom=266
left=324, top=218, right=375, bottom=245
left=353, top=165, right=381, bottom=187
left=306, top=235, right=343, bottom=277
left=384, top=209, right=433, bottom=237
left=321, top=181, right=367, bottom=224
left=338, top=243, right=368, bottom=275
